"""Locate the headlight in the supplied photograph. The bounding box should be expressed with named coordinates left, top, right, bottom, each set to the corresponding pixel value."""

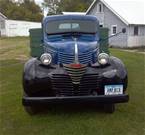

left=98, top=53, right=109, bottom=65
left=40, top=53, right=52, bottom=65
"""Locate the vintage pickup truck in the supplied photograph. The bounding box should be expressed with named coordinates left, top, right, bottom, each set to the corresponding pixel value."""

left=22, top=15, right=129, bottom=114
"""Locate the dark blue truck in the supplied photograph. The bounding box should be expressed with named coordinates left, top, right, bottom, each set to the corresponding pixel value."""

left=22, top=15, right=129, bottom=114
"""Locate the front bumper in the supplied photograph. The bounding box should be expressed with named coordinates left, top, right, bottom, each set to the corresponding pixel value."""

left=23, top=94, right=129, bottom=106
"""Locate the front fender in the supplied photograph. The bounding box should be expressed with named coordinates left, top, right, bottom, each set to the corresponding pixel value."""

left=110, top=56, right=127, bottom=79
left=23, top=58, right=53, bottom=96
left=101, top=56, right=128, bottom=91
left=23, top=58, right=38, bottom=80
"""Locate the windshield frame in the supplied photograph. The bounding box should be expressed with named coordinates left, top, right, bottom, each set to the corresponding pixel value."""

left=45, top=19, right=98, bottom=35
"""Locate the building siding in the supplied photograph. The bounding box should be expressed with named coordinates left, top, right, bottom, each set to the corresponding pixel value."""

left=88, top=2, right=105, bottom=25
left=87, top=0, right=128, bottom=48
left=87, top=0, right=145, bottom=48
left=5, top=20, right=41, bottom=37
left=128, top=25, right=145, bottom=36
left=103, top=5, right=128, bottom=48
left=128, top=25, right=145, bottom=47
left=0, top=12, right=42, bottom=37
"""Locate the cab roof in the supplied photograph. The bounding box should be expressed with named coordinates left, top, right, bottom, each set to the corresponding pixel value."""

left=43, top=15, right=99, bottom=24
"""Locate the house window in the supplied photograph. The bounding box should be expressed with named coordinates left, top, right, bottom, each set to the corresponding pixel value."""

left=99, top=23, right=104, bottom=27
left=134, top=26, right=138, bottom=35
left=112, top=25, right=117, bottom=35
left=98, top=3, right=103, bottom=12
left=100, top=24, right=103, bottom=27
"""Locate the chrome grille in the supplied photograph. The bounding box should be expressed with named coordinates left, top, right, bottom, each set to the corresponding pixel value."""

left=63, top=64, right=87, bottom=84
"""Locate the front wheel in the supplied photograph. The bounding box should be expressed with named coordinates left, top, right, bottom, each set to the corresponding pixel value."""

left=24, top=106, right=38, bottom=115
left=104, top=104, right=115, bottom=113
left=23, top=92, right=39, bottom=115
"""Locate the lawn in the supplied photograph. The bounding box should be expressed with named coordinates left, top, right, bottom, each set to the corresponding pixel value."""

left=0, top=37, right=145, bottom=135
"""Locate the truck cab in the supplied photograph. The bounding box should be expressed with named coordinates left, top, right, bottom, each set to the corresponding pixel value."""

left=22, top=15, right=129, bottom=114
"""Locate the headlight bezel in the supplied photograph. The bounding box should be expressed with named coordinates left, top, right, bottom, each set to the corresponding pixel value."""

left=98, top=53, right=110, bottom=65
left=40, top=53, right=52, bottom=65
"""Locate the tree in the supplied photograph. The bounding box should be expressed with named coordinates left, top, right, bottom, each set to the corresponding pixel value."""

left=43, top=0, right=60, bottom=15
left=21, top=0, right=43, bottom=21
left=43, top=0, right=93, bottom=15
left=61, top=0, right=94, bottom=12
left=0, top=0, right=43, bottom=22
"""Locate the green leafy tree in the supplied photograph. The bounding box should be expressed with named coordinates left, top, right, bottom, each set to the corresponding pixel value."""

left=43, top=0, right=93, bottom=15
left=43, top=0, right=60, bottom=15
left=0, top=0, right=43, bottom=22
left=60, top=0, right=93, bottom=12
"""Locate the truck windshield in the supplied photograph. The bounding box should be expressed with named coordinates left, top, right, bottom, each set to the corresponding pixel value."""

left=46, top=20, right=97, bottom=35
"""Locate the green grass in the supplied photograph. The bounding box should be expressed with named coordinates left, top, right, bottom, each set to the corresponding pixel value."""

left=0, top=37, right=145, bottom=135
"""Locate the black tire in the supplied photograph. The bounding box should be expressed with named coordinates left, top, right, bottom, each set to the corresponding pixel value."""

left=23, top=92, right=39, bottom=115
left=104, top=104, right=115, bottom=113
left=24, top=106, right=38, bottom=115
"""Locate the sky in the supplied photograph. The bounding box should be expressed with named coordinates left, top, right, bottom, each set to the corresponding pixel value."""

left=13, top=0, right=48, bottom=16
left=34, top=0, right=48, bottom=17
left=35, top=0, right=44, bottom=6
left=34, top=0, right=145, bottom=20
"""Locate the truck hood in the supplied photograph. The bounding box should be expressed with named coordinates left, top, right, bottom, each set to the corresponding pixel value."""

left=44, top=40, right=98, bottom=54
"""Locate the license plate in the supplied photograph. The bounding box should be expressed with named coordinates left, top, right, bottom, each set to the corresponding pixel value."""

left=105, top=85, right=123, bottom=95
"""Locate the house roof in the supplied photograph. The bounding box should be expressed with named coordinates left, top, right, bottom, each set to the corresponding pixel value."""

left=0, top=12, right=7, bottom=19
left=86, top=0, right=145, bottom=25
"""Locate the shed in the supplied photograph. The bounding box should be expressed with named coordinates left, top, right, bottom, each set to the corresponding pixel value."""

left=0, top=12, right=41, bottom=37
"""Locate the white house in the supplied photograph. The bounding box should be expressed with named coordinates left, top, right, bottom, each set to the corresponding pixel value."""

left=86, top=0, right=145, bottom=48
left=0, top=12, right=41, bottom=37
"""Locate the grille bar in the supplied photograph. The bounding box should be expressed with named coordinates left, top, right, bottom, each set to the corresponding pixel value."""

left=45, top=46, right=95, bottom=64
left=52, top=74, right=74, bottom=96
left=63, top=64, right=87, bottom=84
left=52, top=73, right=102, bottom=96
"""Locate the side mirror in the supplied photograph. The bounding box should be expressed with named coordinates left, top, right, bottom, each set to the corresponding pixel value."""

left=99, top=28, right=126, bottom=43
left=122, top=28, right=126, bottom=33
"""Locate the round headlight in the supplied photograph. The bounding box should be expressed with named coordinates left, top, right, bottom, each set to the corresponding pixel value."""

left=98, top=53, right=109, bottom=65
left=40, top=53, right=52, bottom=65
